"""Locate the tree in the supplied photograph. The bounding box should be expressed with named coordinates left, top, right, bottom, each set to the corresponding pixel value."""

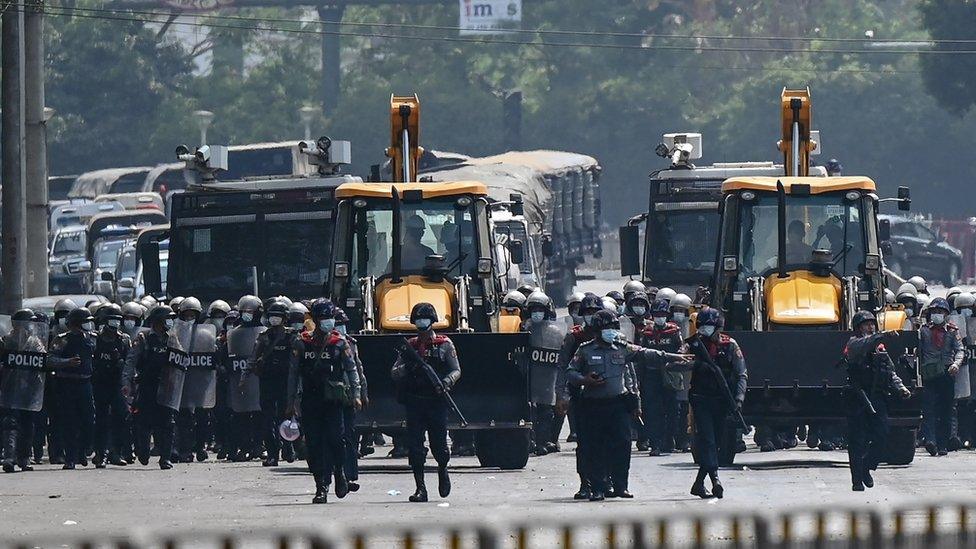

left=918, top=0, right=976, bottom=113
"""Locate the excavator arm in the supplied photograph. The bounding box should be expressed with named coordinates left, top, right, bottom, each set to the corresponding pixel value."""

left=385, top=94, right=423, bottom=183
left=776, top=88, right=817, bottom=177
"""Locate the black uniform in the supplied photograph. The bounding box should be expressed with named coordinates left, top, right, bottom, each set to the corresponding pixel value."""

left=842, top=333, right=909, bottom=487
left=342, top=335, right=367, bottom=482
left=252, top=326, right=297, bottom=463
left=288, top=330, right=359, bottom=492
left=638, top=321, right=683, bottom=453
left=392, top=334, right=461, bottom=472
left=92, top=329, right=131, bottom=464
left=48, top=330, right=97, bottom=467
left=123, top=329, right=176, bottom=466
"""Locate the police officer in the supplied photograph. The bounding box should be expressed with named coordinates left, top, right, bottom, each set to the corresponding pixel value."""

left=48, top=308, right=98, bottom=469
left=288, top=302, right=309, bottom=333
left=175, top=297, right=217, bottom=463
left=40, top=298, right=79, bottom=465
left=123, top=305, right=178, bottom=469
left=639, top=298, right=683, bottom=456
left=606, top=291, right=626, bottom=316
left=566, top=292, right=586, bottom=327
left=557, top=293, right=603, bottom=499
left=213, top=308, right=238, bottom=460
left=392, top=302, right=460, bottom=503
left=522, top=290, right=562, bottom=455
left=227, top=295, right=265, bottom=462
left=896, top=283, right=921, bottom=330
left=207, top=300, right=231, bottom=330
left=336, top=307, right=366, bottom=491
left=843, top=311, right=911, bottom=491
left=121, top=302, right=146, bottom=338
left=568, top=310, right=689, bottom=501
left=625, top=290, right=653, bottom=452
left=668, top=308, right=746, bottom=499
left=287, top=298, right=360, bottom=504
left=622, top=280, right=646, bottom=305
left=919, top=297, right=965, bottom=456
left=908, top=276, right=929, bottom=296
left=1, top=309, right=51, bottom=472
left=91, top=304, right=131, bottom=468
left=252, top=301, right=296, bottom=467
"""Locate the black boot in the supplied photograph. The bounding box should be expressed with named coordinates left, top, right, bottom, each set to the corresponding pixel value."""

left=862, top=469, right=874, bottom=488
left=574, top=480, right=591, bottom=500
left=312, top=476, right=328, bottom=504
left=334, top=470, right=350, bottom=499
left=16, top=458, right=33, bottom=472
left=409, top=468, right=428, bottom=502
left=691, top=469, right=712, bottom=499
left=1, top=461, right=14, bottom=473
left=437, top=465, right=451, bottom=498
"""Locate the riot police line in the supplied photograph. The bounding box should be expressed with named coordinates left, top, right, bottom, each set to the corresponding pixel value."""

left=0, top=276, right=973, bottom=502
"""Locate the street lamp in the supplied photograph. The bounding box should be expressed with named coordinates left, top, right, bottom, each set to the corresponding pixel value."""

left=194, top=110, right=215, bottom=145
left=299, top=105, right=320, bottom=140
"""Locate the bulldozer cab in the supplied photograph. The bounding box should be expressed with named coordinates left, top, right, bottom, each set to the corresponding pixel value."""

left=712, top=176, right=886, bottom=330
left=329, top=181, right=498, bottom=333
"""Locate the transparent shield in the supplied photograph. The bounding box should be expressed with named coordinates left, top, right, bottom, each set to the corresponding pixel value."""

left=618, top=316, right=636, bottom=343
left=527, top=319, right=567, bottom=405
left=156, top=320, right=193, bottom=411
left=0, top=320, right=49, bottom=411
left=226, top=325, right=264, bottom=412
left=179, top=323, right=218, bottom=409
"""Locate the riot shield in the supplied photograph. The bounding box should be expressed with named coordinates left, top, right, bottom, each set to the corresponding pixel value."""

left=618, top=316, right=636, bottom=343
left=0, top=319, right=49, bottom=412
left=179, top=323, right=218, bottom=410
left=951, top=314, right=971, bottom=399
left=226, top=325, right=263, bottom=413
left=157, top=320, right=193, bottom=411
left=967, top=317, right=976, bottom=392
left=527, top=319, right=567, bottom=406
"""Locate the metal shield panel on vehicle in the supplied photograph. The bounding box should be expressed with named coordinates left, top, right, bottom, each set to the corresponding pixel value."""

left=226, top=325, right=264, bottom=413
left=157, top=321, right=193, bottom=411
left=528, top=319, right=567, bottom=405
left=354, top=332, right=531, bottom=429
left=179, top=323, right=218, bottom=409
left=0, top=320, right=48, bottom=412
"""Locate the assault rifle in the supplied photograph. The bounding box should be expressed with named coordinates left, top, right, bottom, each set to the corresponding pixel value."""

left=687, top=334, right=751, bottom=433
left=397, top=338, right=469, bottom=427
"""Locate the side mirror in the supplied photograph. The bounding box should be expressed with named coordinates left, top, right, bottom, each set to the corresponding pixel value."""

left=619, top=225, right=641, bottom=277
left=100, top=271, right=115, bottom=282
left=68, top=260, right=92, bottom=274
left=118, top=277, right=135, bottom=289
left=879, top=219, right=891, bottom=242
left=139, top=240, right=163, bottom=296
left=508, top=239, right=525, bottom=265
left=509, top=193, right=524, bottom=217
left=540, top=234, right=554, bottom=258
left=897, top=186, right=911, bottom=211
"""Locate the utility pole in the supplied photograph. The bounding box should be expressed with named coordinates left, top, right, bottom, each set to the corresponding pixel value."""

left=2, top=1, right=27, bottom=313
left=24, top=0, right=48, bottom=298
left=318, top=3, right=345, bottom=117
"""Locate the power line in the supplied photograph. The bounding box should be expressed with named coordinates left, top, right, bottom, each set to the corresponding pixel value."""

left=34, top=4, right=971, bottom=59
left=36, top=2, right=976, bottom=46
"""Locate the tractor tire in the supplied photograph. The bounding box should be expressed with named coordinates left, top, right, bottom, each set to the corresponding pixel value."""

left=883, top=427, right=917, bottom=466
left=474, top=431, right=497, bottom=467
left=474, top=429, right=530, bottom=469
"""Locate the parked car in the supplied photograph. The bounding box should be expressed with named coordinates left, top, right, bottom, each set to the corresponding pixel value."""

left=48, top=225, right=88, bottom=294
left=880, top=214, right=963, bottom=285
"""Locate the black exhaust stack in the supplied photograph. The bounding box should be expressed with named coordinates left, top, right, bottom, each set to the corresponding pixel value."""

left=777, top=180, right=788, bottom=278
left=392, top=186, right=403, bottom=283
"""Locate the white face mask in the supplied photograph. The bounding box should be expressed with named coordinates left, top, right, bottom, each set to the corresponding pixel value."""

left=268, top=316, right=283, bottom=327
left=58, top=317, right=67, bottom=328
left=530, top=311, right=546, bottom=323
left=164, top=319, right=175, bottom=330
left=930, top=313, right=946, bottom=325
left=698, top=325, right=716, bottom=337
left=616, top=305, right=625, bottom=315
left=107, top=319, right=121, bottom=329
left=124, top=319, right=137, bottom=331
left=241, top=312, right=254, bottom=323
left=653, top=316, right=667, bottom=327
left=631, top=306, right=646, bottom=317
left=82, top=322, right=95, bottom=332
left=601, top=329, right=618, bottom=344
left=291, top=322, right=305, bottom=331
left=673, top=311, right=687, bottom=322
left=319, top=319, right=336, bottom=332
left=414, top=318, right=432, bottom=331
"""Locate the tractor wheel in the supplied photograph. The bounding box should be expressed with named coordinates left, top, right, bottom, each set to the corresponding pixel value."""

left=474, top=431, right=497, bottom=467
left=494, top=429, right=531, bottom=470
left=883, top=427, right=917, bottom=466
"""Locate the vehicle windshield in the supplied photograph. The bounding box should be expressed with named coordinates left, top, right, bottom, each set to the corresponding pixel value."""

left=116, top=248, right=137, bottom=279
left=94, top=239, right=127, bottom=269
left=110, top=173, right=147, bottom=194
left=348, top=198, right=477, bottom=280
left=738, top=193, right=865, bottom=277
left=646, top=209, right=719, bottom=276
left=53, top=231, right=86, bottom=256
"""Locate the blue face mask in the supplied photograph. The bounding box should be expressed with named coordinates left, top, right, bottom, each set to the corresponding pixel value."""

left=241, top=312, right=254, bottom=323
left=631, top=306, right=646, bottom=317
left=319, top=319, right=336, bottom=332
left=530, top=311, right=546, bottom=323
left=673, top=311, right=687, bottom=322
left=414, top=318, right=432, bottom=331
left=930, top=313, right=946, bottom=325
left=336, top=325, right=347, bottom=335
left=698, top=325, right=716, bottom=337
left=601, top=329, right=617, bottom=344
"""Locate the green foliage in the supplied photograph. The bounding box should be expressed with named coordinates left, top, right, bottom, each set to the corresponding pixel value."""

left=918, top=0, right=976, bottom=113
left=43, top=0, right=976, bottom=221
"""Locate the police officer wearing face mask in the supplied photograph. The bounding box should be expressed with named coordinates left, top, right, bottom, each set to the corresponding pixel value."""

left=41, top=298, right=79, bottom=465
left=206, top=300, right=231, bottom=331
left=522, top=291, right=563, bottom=455
left=639, top=299, right=683, bottom=456
left=1, top=309, right=52, bottom=473
left=48, top=308, right=98, bottom=469
left=287, top=298, right=360, bottom=504
left=288, top=302, right=310, bottom=333
left=568, top=310, right=690, bottom=501
left=392, top=302, right=460, bottom=503
left=919, top=298, right=965, bottom=457
left=251, top=301, right=297, bottom=467
left=335, top=307, right=367, bottom=491
left=667, top=308, right=746, bottom=499
left=122, top=305, right=178, bottom=469
left=606, top=291, right=626, bottom=316
left=90, top=304, right=131, bottom=468
left=557, top=293, right=602, bottom=499
left=120, top=302, right=145, bottom=338
left=213, top=309, right=239, bottom=460
left=175, top=297, right=217, bottom=464
left=842, top=311, right=911, bottom=491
